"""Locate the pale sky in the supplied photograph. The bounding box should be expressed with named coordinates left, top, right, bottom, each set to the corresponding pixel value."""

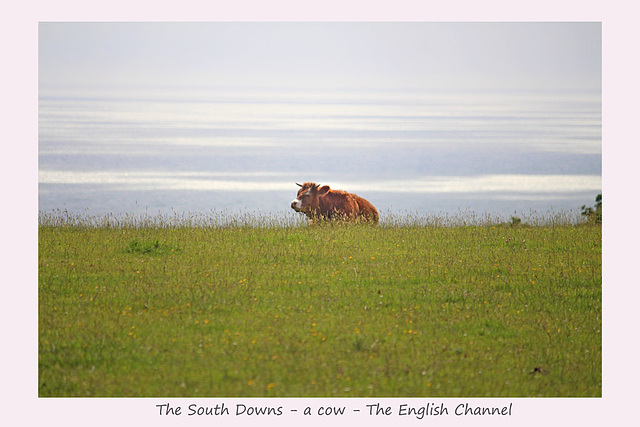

left=39, top=22, right=601, bottom=93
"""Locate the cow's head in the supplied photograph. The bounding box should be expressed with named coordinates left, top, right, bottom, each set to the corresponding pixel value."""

left=291, top=182, right=330, bottom=214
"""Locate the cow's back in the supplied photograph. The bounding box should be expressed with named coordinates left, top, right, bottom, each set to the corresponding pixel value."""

left=318, top=189, right=358, bottom=219
left=353, top=194, right=379, bottom=223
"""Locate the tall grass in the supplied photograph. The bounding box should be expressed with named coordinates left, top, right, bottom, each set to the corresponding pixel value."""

left=38, top=208, right=308, bottom=228
left=38, top=210, right=601, bottom=397
left=38, top=208, right=584, bottom=229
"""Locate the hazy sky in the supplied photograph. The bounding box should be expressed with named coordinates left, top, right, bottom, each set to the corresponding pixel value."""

left=39, top=22, right=601, bottom=93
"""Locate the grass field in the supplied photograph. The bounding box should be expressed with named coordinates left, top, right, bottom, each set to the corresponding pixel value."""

left=38, top=212, right=601, bottom=397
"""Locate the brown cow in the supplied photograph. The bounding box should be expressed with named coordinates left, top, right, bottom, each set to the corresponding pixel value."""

left=291, top=182, right=379, bottom=224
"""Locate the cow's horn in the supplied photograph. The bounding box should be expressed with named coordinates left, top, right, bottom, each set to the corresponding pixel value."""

left=296, top=182, right=303, bottom=187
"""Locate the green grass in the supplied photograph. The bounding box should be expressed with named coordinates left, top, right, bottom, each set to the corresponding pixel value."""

left=38, top=212, right=601, bottom=397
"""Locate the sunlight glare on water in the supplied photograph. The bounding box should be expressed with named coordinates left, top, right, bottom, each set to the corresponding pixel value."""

left=38, top=88, right=601, bottom=218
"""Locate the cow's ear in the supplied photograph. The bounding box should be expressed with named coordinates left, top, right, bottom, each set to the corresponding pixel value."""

left=318, top=185, right=331, bottom=195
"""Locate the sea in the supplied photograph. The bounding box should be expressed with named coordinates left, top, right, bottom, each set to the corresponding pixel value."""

left=38, top=87, right=602, bottom=224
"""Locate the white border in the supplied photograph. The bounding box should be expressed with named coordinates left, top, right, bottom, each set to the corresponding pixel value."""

left=5, top=1, right=638, bottom=425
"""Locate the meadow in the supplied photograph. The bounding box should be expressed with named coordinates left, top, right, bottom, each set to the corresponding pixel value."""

left=38, top=211, right=601, bottom=397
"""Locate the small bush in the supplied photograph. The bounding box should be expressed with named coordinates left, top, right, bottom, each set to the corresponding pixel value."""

left=581, top=194, right=602, bottom=224
left=123, top=239, right=178, bottom=255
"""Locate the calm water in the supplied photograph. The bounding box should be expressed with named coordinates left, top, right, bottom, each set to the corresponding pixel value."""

left=38, top=88, right=601, bottom=222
